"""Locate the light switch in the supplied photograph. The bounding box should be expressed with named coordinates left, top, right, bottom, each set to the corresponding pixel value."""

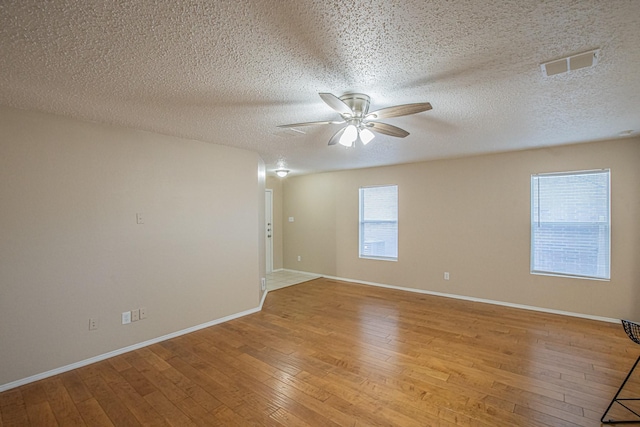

left=288, top=217, right=294, bottom=222
left=136, top=213, right=144, bottom=224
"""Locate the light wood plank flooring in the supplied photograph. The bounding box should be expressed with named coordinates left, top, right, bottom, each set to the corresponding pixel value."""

left=1, top=277, right=638, bottom=426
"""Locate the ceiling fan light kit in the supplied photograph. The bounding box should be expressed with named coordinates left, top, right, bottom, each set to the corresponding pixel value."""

left=279, top=93, right=432, bottom=148
left=359, top=128, right=375, bottom=145
left=339, top=124, right=359, bottom=147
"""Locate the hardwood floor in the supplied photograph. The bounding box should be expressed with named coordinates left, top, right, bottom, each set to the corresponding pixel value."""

left=1, top=277, right=638, bottom=426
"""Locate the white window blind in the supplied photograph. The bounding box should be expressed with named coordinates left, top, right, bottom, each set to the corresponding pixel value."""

left=359, top=185, right=398, bottom=260
left=531, top=169, right=610, bottom=280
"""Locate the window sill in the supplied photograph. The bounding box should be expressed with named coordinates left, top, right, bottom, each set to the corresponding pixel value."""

left=359, top=256, right=398, bottom=262
left=530, top=271, right=610, bottom=282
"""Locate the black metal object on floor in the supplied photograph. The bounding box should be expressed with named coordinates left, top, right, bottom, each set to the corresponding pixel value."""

left=602, top=320, right=640, bottom=424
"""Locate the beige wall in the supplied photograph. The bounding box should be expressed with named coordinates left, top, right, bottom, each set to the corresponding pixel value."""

left=0, top=107, right=264, bottom=386
left=284, top=173, right=337, bottom=274
left=266, top=176, right=283, bottom=270
left=283, top=138, right=640, bottom=320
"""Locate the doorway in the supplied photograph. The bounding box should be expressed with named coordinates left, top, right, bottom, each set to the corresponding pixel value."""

left=265, top=189, right=273, bottom=274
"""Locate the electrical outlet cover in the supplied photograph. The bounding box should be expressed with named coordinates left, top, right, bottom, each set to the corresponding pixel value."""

left=122, top=311, right=131, bottom=324
left=131, top=308, right=140, bottom=322
left=139, top=307, right=147, bottom=319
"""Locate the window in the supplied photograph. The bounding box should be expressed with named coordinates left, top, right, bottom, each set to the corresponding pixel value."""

left=531, top=169, right=610, bottom=280
left=359, top=185, right=398, bottom=260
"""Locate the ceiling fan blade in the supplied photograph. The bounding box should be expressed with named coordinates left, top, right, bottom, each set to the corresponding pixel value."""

left=278, top=120, right=343, bottom=128
left=328, top=127, right=346, bottom=145
left=319, top=93, right=353, bottom=116
left=366, top=102, right=432, bottom=119
left=368, top=122, right=410, bottom=138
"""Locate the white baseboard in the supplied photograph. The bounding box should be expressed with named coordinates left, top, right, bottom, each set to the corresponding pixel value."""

left=2, top=273, right=619, bottom=393
left=0, top=304, right=262, bottom=393
left=320, top=274, right=620, bottom=324
left=281, top=268, right=322, bottom=276
left=259, top=288, right=269, bottom=309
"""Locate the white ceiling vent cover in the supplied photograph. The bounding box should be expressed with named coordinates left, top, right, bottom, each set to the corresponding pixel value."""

left=541, top=49, right=600, bottom=77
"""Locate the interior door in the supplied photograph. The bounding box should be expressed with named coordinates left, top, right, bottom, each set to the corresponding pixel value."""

left=265, top=189, right=273, bottom=274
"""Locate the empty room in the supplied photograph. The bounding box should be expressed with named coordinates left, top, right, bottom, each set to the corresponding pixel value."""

left=1, top=1, right=640, bottom=426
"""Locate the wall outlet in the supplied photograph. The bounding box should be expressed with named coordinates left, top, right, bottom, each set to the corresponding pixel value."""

left=122, top=311, right=131, bottom=324
left=131, top=308, right=140, bottom=322
left=89, top=318, right=98, bottom=331
left=139, top=307, right=147, bottom=319
left=297, top=255, right=301, bottom=262
left=261, top=277, right=266, bottom=291
left=444, top=272, right=450, bottom=280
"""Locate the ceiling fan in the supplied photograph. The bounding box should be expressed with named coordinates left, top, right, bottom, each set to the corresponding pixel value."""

left=278, top=93, right=432, bottom=147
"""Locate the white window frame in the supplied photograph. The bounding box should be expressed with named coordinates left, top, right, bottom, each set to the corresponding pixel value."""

left=530, top=169, right=610, bottom=280
left=359, top=185, right=398, bottom=261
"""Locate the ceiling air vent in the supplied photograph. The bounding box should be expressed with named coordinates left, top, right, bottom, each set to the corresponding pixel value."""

left=541, top=49, right=600, bottom=77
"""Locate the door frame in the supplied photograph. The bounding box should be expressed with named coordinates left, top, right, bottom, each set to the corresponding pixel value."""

left=265, top=189, right=273, bottom=274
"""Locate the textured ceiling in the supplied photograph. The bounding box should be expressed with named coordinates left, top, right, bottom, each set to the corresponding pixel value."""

left=1, top=0, right=639, bottom=176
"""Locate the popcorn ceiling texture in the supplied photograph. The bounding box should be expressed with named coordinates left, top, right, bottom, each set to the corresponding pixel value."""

left=1, top=0, right=639, bottom=174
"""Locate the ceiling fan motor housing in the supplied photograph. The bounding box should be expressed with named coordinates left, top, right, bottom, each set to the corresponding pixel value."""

left=339, top=93, right=370, bottom=119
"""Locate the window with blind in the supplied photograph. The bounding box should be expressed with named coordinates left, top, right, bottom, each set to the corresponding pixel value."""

left=359, top=185, right=398, bottom=260
left=531, top=169, right=610, bottom=280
